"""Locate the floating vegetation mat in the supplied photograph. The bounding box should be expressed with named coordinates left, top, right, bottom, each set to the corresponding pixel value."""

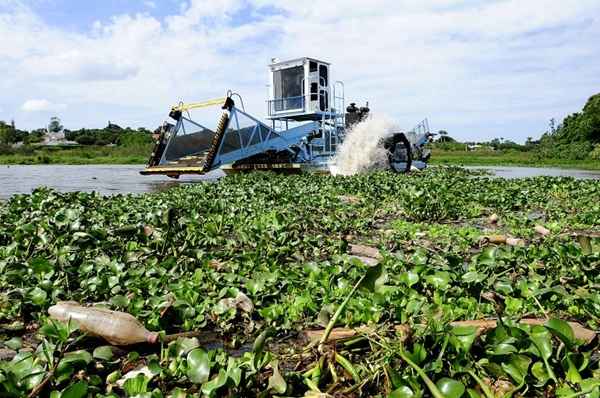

left=0, top=167, right=599, bottom=397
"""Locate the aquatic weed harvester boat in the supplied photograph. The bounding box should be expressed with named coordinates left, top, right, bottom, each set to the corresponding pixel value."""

left=141, top=58, right=434, bottom=178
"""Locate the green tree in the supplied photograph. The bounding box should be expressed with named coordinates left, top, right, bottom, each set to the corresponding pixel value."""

left=0, top=121, right=16, bottom=144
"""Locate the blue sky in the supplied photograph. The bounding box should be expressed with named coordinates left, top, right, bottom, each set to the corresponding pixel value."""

left=26, top=0, right=174, bottom=30
left=1, top=0, right=599, bottom=142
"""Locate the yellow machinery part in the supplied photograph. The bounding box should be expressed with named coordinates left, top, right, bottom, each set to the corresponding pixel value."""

left=202, top=112, right=230, bottom=172
left=139, top=166, right=205, bottom=176
left=171, top=97, right=227, bottom=113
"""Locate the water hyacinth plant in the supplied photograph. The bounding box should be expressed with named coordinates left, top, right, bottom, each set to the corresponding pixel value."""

left=0, top=167, right=599, bottom=397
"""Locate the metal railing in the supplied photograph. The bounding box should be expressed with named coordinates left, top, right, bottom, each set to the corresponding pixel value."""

left=268, top=95, right=305, bottom=116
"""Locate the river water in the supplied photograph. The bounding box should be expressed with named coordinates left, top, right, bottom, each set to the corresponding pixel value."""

left=0, top=164, right=599, bottom=199
left=0, top=165, right=224, bottom=199
left=465, top=166, right=600, bottom=180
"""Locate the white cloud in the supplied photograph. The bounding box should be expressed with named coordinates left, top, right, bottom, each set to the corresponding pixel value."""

left=1, top=0, right=599, bottom=141
left=21, top=99, right=67, bottom=112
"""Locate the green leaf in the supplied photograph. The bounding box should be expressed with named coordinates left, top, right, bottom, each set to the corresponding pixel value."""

left=246, top=279, right=265, bottom=295
left=400, top=270, right=419, bottom=287
left=466, top=388, right=482, bottom=398
left=528, top=326, right=553, bottom=360
left=390, top=385, right=415, bottom=398
left=501, top=354, right=531, bottom=385
left=405, top=343, right=427, bottom=365
left=451, top=325, right=478, bottom=353
left=201, top=368, right=227, bottom=397
left=61, top=381, right=88, bottom=398
left=62, top=350, right=92, bottom=366
left=28, top=287, right=47, bottom=306
left=123, top=374, right=149, bottom=395
left=226, top=357, right=242, bottom=387
left=55, top=362, right=75, bottom=383
left=9, top=352, right=45, bottom=389
left=562, top=353, right=582, bottom=384
left=252, top=329, right=269, bottom=354
left=425, top=271, right=451, bottom=290
left=110, top=295, right=129, bottom=308
left=186, top=348, right=210, bottom=384
left=462, top=271, right=484, bottom=283
left=359, top=263, right=384, bottom=292
left=580, top=378, right=600, bottom=391
left=531, top=362, right=550, bottom=386
left=494, top=279, right=513, bottom=294
left=30, top=257, right=53, bottom=274
left=40, top=319, right=78, bottom=342
left=528, top=326, right=557, bottom=383
left=5, top=337, right=22, bottom=350
left=106, top=370, right=121, bottom=384
left=169, top=387, right=187, bottom=398
left=578, top=235, right=593, bottom=255
left=478, top=247, right=496, bottom=265
left=267, top=360, right=287, bottom=394
left=487, top=343, right=517, bottom=356
left=93, top=346, right=114, bottom=361
left=545, top=319, right=575, bottom=347
left=173, top=337, right=199, bottom=357
left=386, top=366, right=403, bottom=389
left=412, top=249, right=428, bottom=266
left=435, top=378, right=465, bottom=398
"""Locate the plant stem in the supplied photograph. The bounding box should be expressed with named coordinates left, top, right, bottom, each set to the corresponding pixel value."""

left=318, top=274, right=366, bottom=347
left=27, top=341, right=72, bottom=398
left=397, top=346, right=445, bottom=398
left=467, top=369, right=495, bottom=398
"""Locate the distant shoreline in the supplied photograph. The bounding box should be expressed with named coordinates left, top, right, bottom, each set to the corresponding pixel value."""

left=1, top=151, right=599, bottom=171
left=430, top=149, right=600, bottom=171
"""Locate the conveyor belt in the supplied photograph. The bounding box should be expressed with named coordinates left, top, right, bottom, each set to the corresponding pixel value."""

left=141, top=112, right=230, bottom=177
left=202, top=112, right=229, bottom=172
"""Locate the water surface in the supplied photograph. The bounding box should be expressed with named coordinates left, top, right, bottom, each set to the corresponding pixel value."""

left=1, top=164, right=598, bottom=199
left=466, top=166, right=600, bottom=180
left=0, top=165, right=223, bottom=199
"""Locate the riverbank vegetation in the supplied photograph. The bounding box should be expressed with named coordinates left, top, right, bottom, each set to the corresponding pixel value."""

left=0, top=120, right=153, bottom=164
left=431, top=149, right=600, bottom=170
left=0, top=142, right=152, bottom=165
left=432, top=93, right=600, bottom=169
left=1, top=168, right=599, bottom=396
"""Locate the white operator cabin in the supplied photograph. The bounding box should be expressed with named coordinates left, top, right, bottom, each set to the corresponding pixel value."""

left=267, top=57, right=331, bottom=121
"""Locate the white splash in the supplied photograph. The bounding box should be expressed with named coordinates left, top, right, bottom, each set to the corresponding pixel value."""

left=331, top=115, right=394, bottom=176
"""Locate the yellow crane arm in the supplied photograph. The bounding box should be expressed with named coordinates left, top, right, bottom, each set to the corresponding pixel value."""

left=170, top=97, right=227, bottom=113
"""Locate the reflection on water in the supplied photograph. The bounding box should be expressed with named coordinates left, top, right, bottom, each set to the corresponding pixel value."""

left=0, top=165, right=223, bottom=199
left=0, top=164, right=598, bottom=200
left=466, top=166, right=600, bottom=180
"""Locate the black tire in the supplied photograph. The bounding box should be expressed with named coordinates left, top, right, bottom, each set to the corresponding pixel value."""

left=384, top=132, right=412, bottom=173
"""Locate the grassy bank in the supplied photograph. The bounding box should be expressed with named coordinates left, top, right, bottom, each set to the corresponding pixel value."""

left=1, top=169, right=599, bottom=396
left=431, top=149, right=600, bottom=170
left=0, top=144, right=152, bottom=165
left=2, top=146, right=598, bottom=171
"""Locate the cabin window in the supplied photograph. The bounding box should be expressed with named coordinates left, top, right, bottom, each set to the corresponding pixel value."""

left=273, top=65, right=304, bottom=111
left=319, top=64, right=328, bottom=87
left=311, top=83, right=318, bottom=101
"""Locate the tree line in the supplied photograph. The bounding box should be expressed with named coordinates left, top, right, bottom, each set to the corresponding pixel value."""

left=536, top=93, right=600, bottom=160
left=0, top=119, right=153, bottom=146
left=433, top=92, right=600, bottom=160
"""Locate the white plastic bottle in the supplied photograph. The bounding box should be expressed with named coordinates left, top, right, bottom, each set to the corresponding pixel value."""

left=48, top=302, right=158, bottom=345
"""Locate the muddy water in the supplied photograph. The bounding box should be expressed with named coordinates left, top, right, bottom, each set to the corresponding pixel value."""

left=466, top=166, right=600, bottom=180
left=0, top=164, right=598, bottom=199
left=0, top=165, right=223, bottom=200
